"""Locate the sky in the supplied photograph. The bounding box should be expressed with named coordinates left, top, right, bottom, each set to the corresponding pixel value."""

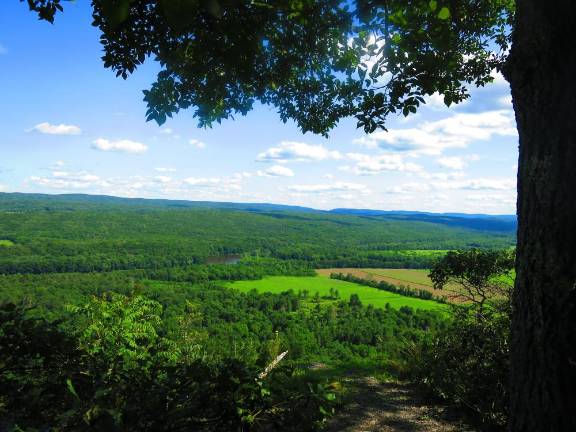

left=0, top=2, right=518, bottom=214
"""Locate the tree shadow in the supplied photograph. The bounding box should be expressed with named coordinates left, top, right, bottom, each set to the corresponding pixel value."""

left=324, top=378, right=475, bottom=432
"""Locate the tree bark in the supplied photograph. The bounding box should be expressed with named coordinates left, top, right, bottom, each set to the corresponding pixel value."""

left=504, top=1, right=576, bottom=430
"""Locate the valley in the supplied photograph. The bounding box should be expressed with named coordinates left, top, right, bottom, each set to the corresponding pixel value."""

left=0, top=193, right=514, bottom=431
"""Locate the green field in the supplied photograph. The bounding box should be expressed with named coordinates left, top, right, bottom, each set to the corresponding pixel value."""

left=0, top=240, right=14, bottom=247
left=225, top=275, right=446, bottom=311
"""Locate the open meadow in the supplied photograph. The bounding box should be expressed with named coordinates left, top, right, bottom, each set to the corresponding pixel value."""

left=316, top=268, right=465, bottom=303
left=225, top=275, right=446, bottom=311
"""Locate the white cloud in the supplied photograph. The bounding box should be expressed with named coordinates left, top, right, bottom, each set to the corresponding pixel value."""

left=491, top=70, right=508, bottom=86
left=343, top=153, right=422, bottom=175
left=50, top=171, right=100, bottom=182
left=430, top=193, right=449, bottom=201
left=432, top=177, right=516, bottom=191
left=423, top=92, right=470, bottom=111
left=460, top=178, right=516, bottom=191
left=155, top=167, right=177, bottom=173
left=498, top=95, right=512, bottom=107
left=233, top=172, right=252, bottom=180
left=257, top=141, right=342, bottom=163
left=156, top=128, right=181, bottom=139
left=28, top=171, right=104, bottom=190
left=92, top=138, right=148, bottom=154
left=51, top=160, right=66, bottom=169
left=437, top=156, right=466, bottom=170
left=288, top=182, right=370, bottom=195
left=419, top=171, right=465, bottom=181
left=465, top=193, right=516, bottom=210
left=385, top=182, right=431, bottom=194
left=424, top=92, right=447, bottom=109
left=29, top=122, right=81, bottom=136
left=189, top=139, right=206, bottom=149
left=257, top=165, right=295, bottom=177
left=0, top=184, right=7, bottom=192
left=183, top=175, right=244, bottom=194
left=25, top=170, right=249, bottom=199
left=354, top=110, right=517, bottom=156
left=183, top=177, right=222, bottom=187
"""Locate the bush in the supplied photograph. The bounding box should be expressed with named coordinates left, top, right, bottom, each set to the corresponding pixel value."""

left=405, top=302, right=510, bottom=429
left=0, top=296, right=337, bottom=431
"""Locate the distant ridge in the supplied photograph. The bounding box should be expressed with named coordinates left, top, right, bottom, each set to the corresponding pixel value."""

left=329, top=208, right=516, bottom=220
left=330, top=208, right=517, bottom=232
left=0, top=192, right=516, bottom=233
left=0, top=192, right=320, bottom=213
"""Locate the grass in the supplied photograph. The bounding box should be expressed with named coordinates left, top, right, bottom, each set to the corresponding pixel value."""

left=316, top=268, right=437, bottom=290
left=316, top=268, right=464, bottom=303
left=362, top=269, right=434, bottom=286
left=0, top=239, right=14, bottom=247
left=225, top=275, right=446, bottom=311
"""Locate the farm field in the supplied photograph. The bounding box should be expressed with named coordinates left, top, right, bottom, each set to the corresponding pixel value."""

left=316, top=268, right=464, bottom=302
left=225, top=275, right=446, bottom=311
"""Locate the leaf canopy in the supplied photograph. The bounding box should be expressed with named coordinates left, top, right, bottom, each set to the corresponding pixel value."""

left=23, top=0, right=514, bottom=135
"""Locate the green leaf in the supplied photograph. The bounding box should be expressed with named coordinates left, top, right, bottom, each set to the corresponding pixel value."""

left=429, top=0, right=437, bottom=11
left=66, top=378, right=80, bottom=400
left=325, top=392, right=336, bottom=401
left=437, top=7, right=450, bottom=20
left=101, top=0, right=131, bottom=30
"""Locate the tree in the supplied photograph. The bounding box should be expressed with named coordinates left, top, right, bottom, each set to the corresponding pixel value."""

left=21, top=0, right=576, bottom=429
left=349, top=293, right=362, bottom=308
left=424, top=248, right=515, bottom=426
left=429, top=248, right=514, bottom=311
left=22, top=0, right=511, bottom=134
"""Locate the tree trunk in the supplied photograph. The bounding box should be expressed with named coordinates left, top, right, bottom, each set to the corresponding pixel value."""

left=504, top=1, right=576, bottom=430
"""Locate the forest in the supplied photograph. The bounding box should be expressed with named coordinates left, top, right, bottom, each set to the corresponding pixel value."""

left=0, top=193, right=513, bottom=431
left=0, top=193, right=515, bottom=274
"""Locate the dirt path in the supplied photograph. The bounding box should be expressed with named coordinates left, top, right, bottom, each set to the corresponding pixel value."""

left=325, top=377, right=475, bottom=432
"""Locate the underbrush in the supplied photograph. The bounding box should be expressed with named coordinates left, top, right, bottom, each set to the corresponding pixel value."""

left=404, top=302, right=510, bottom=430
left=0, top=298, right=339, bottom=431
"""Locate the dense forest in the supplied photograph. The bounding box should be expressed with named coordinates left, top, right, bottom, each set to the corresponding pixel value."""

left=0, top=193, right=513, bottom=430
left=0, top=193, right=515, bottom=274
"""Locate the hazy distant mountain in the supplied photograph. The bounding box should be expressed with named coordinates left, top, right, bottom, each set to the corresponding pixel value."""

left=330, top=208, right=516, bottom=232
left=0, top=192, right=320, bottom=214
left=0, top=192, right=516, bottom=233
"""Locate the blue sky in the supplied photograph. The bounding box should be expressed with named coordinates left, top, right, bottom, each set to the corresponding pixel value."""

left=0, top=2, right=518, bottom=214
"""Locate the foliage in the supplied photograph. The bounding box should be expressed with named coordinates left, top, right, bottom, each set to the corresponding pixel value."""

left=226, top=275, right=446, bottom=311
left=429, top=248, right=515, bottom=309
left=0, top=302, right=75, bottom=426
left=0, top=196, right=514, bottom=275
left=0, top=296, right=340, bottom=431
left=406, top=250, right=513, bottom=429
left=406, top=303, right=510, bottom=429
left=330, top=272, right=446, bottom=303
left=0, top=194, right=514, bottom=430
left=23, top=0, right=513, bottom=134
left=0, top=267, right=449, bottom=428
left=70, top=293, right=182, bottom=372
